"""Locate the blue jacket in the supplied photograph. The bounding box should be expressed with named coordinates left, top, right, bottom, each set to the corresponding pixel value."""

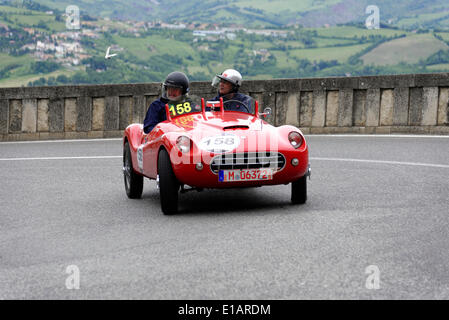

left=143, top=97, right=169, bottom=134
left=210, top=93, right=253, bottom=113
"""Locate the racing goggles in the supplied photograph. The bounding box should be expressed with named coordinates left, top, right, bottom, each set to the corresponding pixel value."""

left=162, top=83, right=184, bottom=101
left=211, top=75, right=232, bottom=88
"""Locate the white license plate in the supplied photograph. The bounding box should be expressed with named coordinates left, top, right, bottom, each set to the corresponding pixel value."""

left=219, top=169, right=274, bottom=182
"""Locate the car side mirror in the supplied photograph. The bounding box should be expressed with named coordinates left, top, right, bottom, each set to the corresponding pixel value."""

left=259, top=107, right=272, bottom=119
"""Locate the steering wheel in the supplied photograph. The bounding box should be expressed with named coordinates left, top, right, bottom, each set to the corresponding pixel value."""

left=223, top=100, right=251, bottom=113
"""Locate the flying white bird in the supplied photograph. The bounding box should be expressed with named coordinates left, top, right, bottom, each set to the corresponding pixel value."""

left=105, top=46, right=117, bottom=59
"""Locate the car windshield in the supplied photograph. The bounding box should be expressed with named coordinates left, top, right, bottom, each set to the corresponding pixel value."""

left=168, top=96, right=256, bottom=118
left=206, top=96, right=256, bottom=114
left=222, top=97, right=255, bottom=114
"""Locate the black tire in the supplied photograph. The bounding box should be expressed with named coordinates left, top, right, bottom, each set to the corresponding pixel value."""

left=291, top=175, right=307, bottom=204
left=158, top=149, right=180, bottom=215
left=123, top=142, right=143, bottom=199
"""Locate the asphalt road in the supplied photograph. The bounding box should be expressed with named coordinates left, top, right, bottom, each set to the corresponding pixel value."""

left=1, top=135, right=449, bottom=299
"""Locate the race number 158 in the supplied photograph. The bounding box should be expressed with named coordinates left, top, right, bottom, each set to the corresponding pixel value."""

left=169, top=102, right=191, bottom=116
left=203, top=137, right=236, bottom=146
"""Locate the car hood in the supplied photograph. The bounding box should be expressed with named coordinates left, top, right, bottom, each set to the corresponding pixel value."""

left=170, top=112, right=268, bottom=134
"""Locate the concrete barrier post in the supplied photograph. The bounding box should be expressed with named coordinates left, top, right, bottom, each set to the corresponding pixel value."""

left=275, top=92, right=288, bottom=126
left=422, top=87, right=438, bottom=126
left=285, top=93, right=300, bottom=127
left=380, top=89, right=394, bottom=126
left=64, top=98, right=77, bottom=132
left=311, top=89, right=326, bottom=127
left=299, top=91, right=313, bottom=127
left=48, top=98, right=64, bottom=133
left=77, top=96, right=92, bottom=132
left=119, top=96, right=133, bottom=130
left=133, top=95, right=145, bottom=124
left=9, top=99, right=23, bottom=133
left=338, top=89, right=353, bottom=127
left=92, top=98, right=105, bottom=131
left=438, top=87, right=449, bottom=125
left=22, top=99, right=37, bottom=133
left=393, top=87, right=409, bottom=126
left=105, top=96, right=119, bottom=131
left=409, top=87, right=423, bottom=126
left=37, top=99, right=49, bottom=133
left=0, top=99, right=9, bottom=135
left=365, top=89, right=380, bottom=127
left=325, top=91, right=339, bottom=127
left=353, top=89, right=367, bottom=127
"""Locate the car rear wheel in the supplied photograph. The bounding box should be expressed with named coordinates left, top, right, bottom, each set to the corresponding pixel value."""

left=123, top=141, right=143, bottom=199
left=291, top=175, right=307, bottom=204
left=158, top=149, right=180, bottom=215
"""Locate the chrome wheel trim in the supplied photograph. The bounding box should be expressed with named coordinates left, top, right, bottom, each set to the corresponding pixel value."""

left=124, top=151, right=131, bottom=191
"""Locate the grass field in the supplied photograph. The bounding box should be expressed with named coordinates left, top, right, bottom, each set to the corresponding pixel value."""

left=0, top=5, right=38, bottom=14
left=361, top=33, right=449, bottom=66
left=396, top=11, right=449, bottom=28
left=314, top=37, right=360, bottom=47
left=270, top=50, right=292, bottom=68
left=436, top=32, right=449, bottom=42
left=310, top=26, right=410, bottom=39
left=0, top=5, right=65, bottom=30
left=0, top=53, right=30, bottom=71
left=289, top=43, right=371, bottom=63
left=8, top=14, right=53, bottom=25
left=0, top=68, right=77, bottom=87
left=235, top=0, right=343, bottom=14
left=427, top=63, right=449, bottom=71
left=112, top=35, right=196, bottom=59
left=438, top=18, right=449, bottom=28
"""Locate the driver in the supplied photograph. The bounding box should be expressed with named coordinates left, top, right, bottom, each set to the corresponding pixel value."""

left=210, top=69, right=252, bottom=113
left=143, top=71, right=190, bottom=134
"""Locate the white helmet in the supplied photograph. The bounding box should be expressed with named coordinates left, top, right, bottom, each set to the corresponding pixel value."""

left=212, top=69, right=243, bottom=89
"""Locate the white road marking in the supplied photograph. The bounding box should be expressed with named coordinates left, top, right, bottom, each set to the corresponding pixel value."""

left=311, top=157, right=449, bottom=169
left=0, top=138, right=122, bottom=145
left=0, top=156, right=121, bottom=161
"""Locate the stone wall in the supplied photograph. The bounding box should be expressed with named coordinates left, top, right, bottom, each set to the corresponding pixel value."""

left=1, top=73, right=449, bottom=141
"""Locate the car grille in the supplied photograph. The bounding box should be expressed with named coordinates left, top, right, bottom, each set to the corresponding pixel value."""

left=210, top=152, right=286, bottom=174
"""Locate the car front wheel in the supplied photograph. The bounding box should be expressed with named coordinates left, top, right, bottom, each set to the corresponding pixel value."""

left=291, top=175, right=307, bottom=204
left=158, top=149, right=180, bottom=215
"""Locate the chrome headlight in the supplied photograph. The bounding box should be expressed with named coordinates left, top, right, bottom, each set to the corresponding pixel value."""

left=176, top=136, right=191, bottom=153
left=288, top=131, right=303, bottom=149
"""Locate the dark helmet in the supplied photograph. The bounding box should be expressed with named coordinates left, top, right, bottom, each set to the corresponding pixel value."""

left=162, top=71, right=189, bottom=101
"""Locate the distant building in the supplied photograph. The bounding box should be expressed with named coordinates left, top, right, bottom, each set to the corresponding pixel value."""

left=23, top=28, right=35, bottom=35
left=193, top=31, right=207, bottom=37
left=82, top=29, right=100, bottom=38
left=226, top=33, right=236, bottom=40
left=160, top=23, right=186, bottom=29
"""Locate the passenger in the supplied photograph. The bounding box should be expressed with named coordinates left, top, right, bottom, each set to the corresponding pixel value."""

left=210, top=69, right=253, bottom=113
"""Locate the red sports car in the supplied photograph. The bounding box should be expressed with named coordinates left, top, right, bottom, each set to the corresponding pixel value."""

left=123, top=97, right=310, bottom=214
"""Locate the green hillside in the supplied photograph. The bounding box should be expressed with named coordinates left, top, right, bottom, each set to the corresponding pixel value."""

left=1, top=1, right=449, bottom=88
left=361, top=33, right=449, bottom=65
left=24, top=0, right=449, bottom=29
